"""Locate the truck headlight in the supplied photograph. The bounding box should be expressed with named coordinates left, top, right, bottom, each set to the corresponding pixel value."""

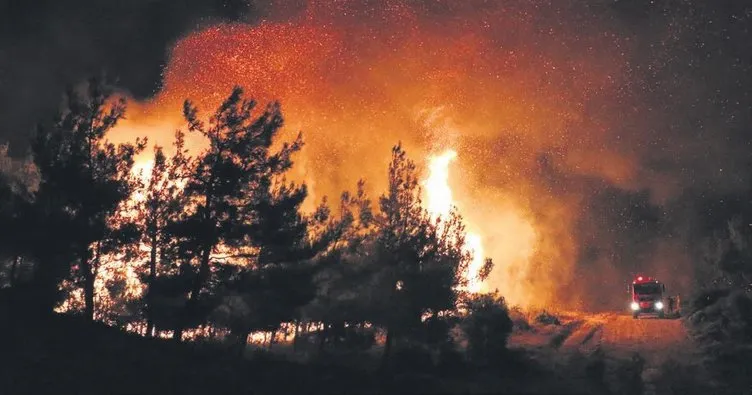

left=630, top=302, right=639, bottom=311
left=655, top=301, right=664, bottom=310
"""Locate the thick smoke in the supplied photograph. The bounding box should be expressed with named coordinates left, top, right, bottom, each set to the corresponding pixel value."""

left=3, top=0, right=751, bottom=310
left=0, top=0, right=254, bottom=154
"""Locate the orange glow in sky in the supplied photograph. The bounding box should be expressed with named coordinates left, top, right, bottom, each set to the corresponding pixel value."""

left=106, top=1, right=639, bottom=309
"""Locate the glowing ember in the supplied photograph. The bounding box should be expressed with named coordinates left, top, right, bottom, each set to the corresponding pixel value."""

left=423, top=149, right=485, bottom=293
left=104, top=0, right=636, bottom=309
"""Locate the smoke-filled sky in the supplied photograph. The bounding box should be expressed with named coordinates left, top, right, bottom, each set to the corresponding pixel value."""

left=1, top=0, right=751, bottom=310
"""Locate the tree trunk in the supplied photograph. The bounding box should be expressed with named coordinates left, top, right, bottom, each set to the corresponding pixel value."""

left=173, top=327, right=183, bottom=343
left=381, top=327, right=394, bottom=368
left=33, top=254, right=62, bottom=315
left=90, top=242, right=103, bottom=321
left=318, top=323, right=328, bottom=353
left=293, top=319, right=300, bottom=353
left=381, top=282, right=398, bottom=369
left=145, top=234, right=158, bottom=338
left=236, top=330, right=249, bottom=357
left=268, top=328, right=277, bottom=350
left=81, top=245, right=95, bottom=321
left=83, top=261, right=95, bottom=321
left=174, top=245, right=212, bottom=343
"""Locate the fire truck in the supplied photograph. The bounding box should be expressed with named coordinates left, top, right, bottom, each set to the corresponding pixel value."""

left=628, top=274, right=677, bottom=319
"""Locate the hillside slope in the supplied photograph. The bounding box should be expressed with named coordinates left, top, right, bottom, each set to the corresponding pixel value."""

left=0, top=313, right=385, bottom=395
left=0, top=311, right=608, bottom=395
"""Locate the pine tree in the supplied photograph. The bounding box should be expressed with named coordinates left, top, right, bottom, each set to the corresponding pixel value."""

left=0, top=174, right=23, bottom=288
left=128, top=131, right=190, bottom=336
left=171, top=86, right=303, bottom=342
left=0, top=145, right=38, bottom=289
left=303, top=181, right=378, bottom=351
left=209, top=178, right=311, bottom=352
left=372, top=143, right=478, bottom=363
left=29, top=77, right=145, bottom=318
left=459, top=291, right=513, bottom=365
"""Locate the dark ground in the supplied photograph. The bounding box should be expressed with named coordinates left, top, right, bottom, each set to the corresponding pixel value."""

left=0, top=310, right=610, bottom=395
left=1, top=297, right=727, bottom=395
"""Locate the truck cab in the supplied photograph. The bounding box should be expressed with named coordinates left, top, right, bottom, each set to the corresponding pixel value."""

left=629, top=275, right=666, bottom=319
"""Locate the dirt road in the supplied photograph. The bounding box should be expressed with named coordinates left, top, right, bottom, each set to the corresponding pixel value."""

left=560, top=312, right=689, bottom=355
left=509, top=312, right=696, bottom=395
left=599, top=314, right=688, bottom=354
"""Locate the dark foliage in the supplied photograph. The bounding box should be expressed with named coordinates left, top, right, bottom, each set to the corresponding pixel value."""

left=686, top=217, right=752, bottom=393
left=371, top=144, right=479, bottom=362
left=535, top=310, right=561, bottom=326
left=0, top=313, right=389, bottom=395
left=459, top=291, right=514, bottom=365
left=0, top=84, right=549, bottom=394
left=168, top=86, right=304, bottom=341
left=124, top=132, right=190, bottom=335
left=16, top=77, right=144, bottom=316
left=0, top=152, right=38, bottom=289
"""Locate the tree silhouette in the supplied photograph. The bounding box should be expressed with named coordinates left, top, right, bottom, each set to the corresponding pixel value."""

left=171, top=86, right=303, bottom=342
left=303, top=181, right=378, bottom=352
left=128, top=131, right=190, bottom=336
left=0, top=145, right=38, bottom=289
left=29, top=77, right=145, bottom=318
left=212, top=177, right=318, bottom=353
left=0, top=176, right=24, bottom=288
left=459, top=291, right=513, bottom=364
left=371, top=143, right=476, bottom=363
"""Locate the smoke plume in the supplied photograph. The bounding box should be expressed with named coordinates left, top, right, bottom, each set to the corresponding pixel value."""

left=4, top=0, right=751, bottom=310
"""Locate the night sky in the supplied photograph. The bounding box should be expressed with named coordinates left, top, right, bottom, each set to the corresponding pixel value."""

left=0, top=0, right=253, bottom=152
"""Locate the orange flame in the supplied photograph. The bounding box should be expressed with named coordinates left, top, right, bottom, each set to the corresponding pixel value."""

left=422, top=149, right=537, bottom=301
left=104, top=1, right=642, bottom=310
left=423, top=149, right=485, bottom=293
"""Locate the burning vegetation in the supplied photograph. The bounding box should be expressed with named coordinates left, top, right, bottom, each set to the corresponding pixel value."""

left=108, top=0, right=643, bottom=310
left=0, top=78, right=516, bottom=360
left=2, top=1, right=752, bottom=393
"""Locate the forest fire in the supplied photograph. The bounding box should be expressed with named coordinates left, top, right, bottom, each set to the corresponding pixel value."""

left=4, top=1, right=751, bottom=393
left=106, top=0, right=638, bottom=310
left=423, top=149, right=486, bottom=293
